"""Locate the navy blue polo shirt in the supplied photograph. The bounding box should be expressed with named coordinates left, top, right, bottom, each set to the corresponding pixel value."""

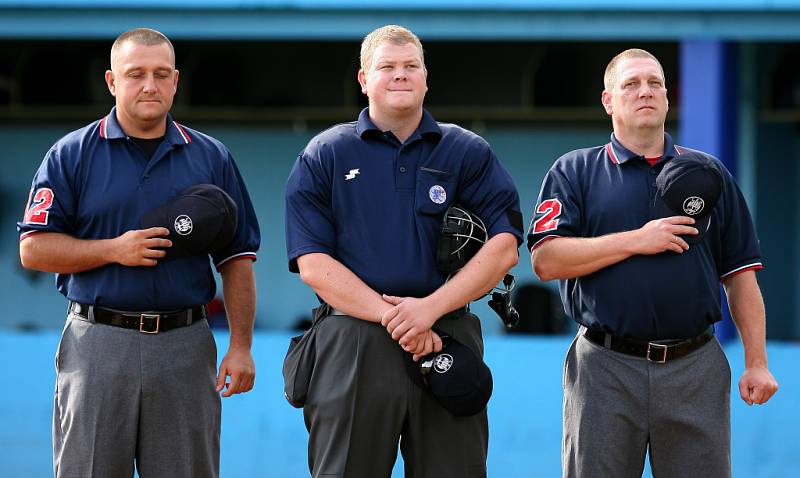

left=527, top=133, right=762, bottom=339
left=17, top=107, right=261, bottom=311
left=285, top=108, right=523, bottom=298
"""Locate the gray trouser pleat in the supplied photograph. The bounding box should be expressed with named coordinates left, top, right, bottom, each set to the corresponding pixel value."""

left=562, top=329, right=731, bottom=478
left=304, top=312, right=488, bottom=478
left=53, top=313, right=220, bottom=478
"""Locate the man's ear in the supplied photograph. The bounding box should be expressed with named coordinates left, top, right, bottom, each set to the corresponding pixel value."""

left=601, top=91, right=613, bottom=116
left=105, top=70, right=116, bottom=96
left=357, top=69, right=368, bottom=95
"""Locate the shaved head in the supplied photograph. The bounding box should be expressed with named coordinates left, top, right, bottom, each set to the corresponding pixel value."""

left=110, top=28, right=175, bottom=71
left=604, top=48, right=664, bottom=91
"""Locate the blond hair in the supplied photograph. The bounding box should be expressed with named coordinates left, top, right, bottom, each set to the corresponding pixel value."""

left=110, top=28, right=175, bottom=70
left=604, top=48, right=664, bottom=91
left=360, top=25, right=425, bottom=72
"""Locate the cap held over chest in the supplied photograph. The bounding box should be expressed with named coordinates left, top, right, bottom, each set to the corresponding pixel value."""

left=653, top=153, right=723, bottom=245
left=140, top=184, right=238, bottom=260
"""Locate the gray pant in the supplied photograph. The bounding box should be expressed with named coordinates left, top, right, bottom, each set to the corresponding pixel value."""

left=53, top=311, right=221, bottom=478
left=304, top=312, right=488, bottom=478
left=562, top=330, right=731, bottom=478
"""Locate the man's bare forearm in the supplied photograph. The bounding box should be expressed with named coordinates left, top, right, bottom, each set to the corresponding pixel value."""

left=532, top=233, right=637, bottom=281
left=425, top=232, right=519, bottom=318
left=19, top=228, right=171, bottom=273
left=20, top=232, right=117, bottom=273
left=532, top=216, right=698, bottom=281
left=297, top=253, right=391, bottom=323
left=220, top=259, right=256, bottom=351
left=723, top=270, right=768, bottom=368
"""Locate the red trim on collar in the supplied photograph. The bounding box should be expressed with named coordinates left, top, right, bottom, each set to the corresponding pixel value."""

left=173, top=122, right=192, bottom=143
left=99, top=116, right=107, bottom=139
left=606, top=143, right=619, bottom=165
left=674, top=145, right=684, bottom=155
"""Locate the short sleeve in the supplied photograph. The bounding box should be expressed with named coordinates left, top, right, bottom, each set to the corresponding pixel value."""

left=457, top=144, right=523, bottom=245
left=284, top=151, right=337, bottom=273
left=17, top=147, right=77, bottom=240
left=526, top=159, right=583, bottom=251
left=211, top=152, right=261, bottom=268
left=716, top=165, right=763, bottom=279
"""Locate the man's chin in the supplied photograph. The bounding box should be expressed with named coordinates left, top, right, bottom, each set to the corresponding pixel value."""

left=385, top=100, right=422, bottom=113
left=133, top=108, right=168, bottom=122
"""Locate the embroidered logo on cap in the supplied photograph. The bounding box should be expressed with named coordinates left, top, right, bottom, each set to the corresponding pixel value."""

left=345, top=169, right=360, bottom=180
left=174, top=215, right=193, bottom=235
left=433, top=354, right=454, bottom=373
left=682, top=196, right=705, bottom=216
left=429, top=185, right=447, bottom=204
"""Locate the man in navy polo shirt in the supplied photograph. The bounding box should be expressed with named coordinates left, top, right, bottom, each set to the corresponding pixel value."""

left=285, top=25, right=522, bottom=477
left=528, top=48, right=778, bottom=477
left=18, top=28, right=260, bottom=478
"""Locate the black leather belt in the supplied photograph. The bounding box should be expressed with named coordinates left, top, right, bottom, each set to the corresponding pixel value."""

left=69, top=301, right=206, bottom=334
left=583, top=327, right=714, bottom=363
left=440, top=306, right=470, bottom=320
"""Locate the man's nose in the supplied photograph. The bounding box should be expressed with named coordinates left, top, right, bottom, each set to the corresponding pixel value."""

left=142, top=75, right=157, bottom=91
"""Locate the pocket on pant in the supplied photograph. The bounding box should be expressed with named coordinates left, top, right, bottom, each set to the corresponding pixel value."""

left=712, top=337, right=732, bottom=387
left=54, top=318, right=75, bottom=374
left=199, top=319, right=218, bottom=364
left=562, top=332, right=580, bottom=390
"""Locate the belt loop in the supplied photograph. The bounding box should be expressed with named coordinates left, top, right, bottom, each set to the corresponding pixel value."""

left=86, top=304, right=96, bottom=323
left=604, top=333, right=612, bottom=349
left=186, top=308, right=193, bottom=326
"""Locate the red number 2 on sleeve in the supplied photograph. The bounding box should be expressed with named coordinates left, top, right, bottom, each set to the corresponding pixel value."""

left=24, top=188, right=54, bottom=225
left=532, top=198, right=562, bottom=233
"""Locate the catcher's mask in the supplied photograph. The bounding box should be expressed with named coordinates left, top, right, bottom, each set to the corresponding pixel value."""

left=436, top=205, right=520, bottom=329
left=436, top=204, right=488, bottom=274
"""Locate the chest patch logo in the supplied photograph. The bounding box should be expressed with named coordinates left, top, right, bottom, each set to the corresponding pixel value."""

left=345, top=169, right=360, bottom=180
left=429, top=185, right=447, bottom=204
left=433, top=354, right=453, bottom=373
left=682, top=196, right=705, bottom=216
left=174, top=215, right=193, bottom=235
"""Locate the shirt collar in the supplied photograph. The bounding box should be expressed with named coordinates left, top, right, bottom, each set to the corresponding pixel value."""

left=99, top=106, right=191, bottom=146
left=607, top=132, right=680, bottom=165
left=355, top=107, right=442, bottom=141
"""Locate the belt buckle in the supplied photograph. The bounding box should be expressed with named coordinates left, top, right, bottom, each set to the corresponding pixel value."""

left=647, top=342, right=668, bottom=363
left=139, top=314, right=161, bottom=334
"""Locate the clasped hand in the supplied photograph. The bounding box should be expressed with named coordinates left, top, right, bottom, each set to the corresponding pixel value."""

left=380, top=295, right=443, bottom=361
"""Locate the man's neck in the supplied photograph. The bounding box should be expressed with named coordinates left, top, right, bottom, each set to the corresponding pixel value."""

left=115, top=112, right=168, bottom=139
left=613, top=127, right=665, bottom=158
left=368, top=107, right=423, bottom=144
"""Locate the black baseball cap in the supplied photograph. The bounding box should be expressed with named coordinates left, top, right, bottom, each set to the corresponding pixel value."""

left=404, top=334, right=493, bottom=417
left=653, top=153, right=723, bottom=245
left=140, top=184, right=238, bottom=260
